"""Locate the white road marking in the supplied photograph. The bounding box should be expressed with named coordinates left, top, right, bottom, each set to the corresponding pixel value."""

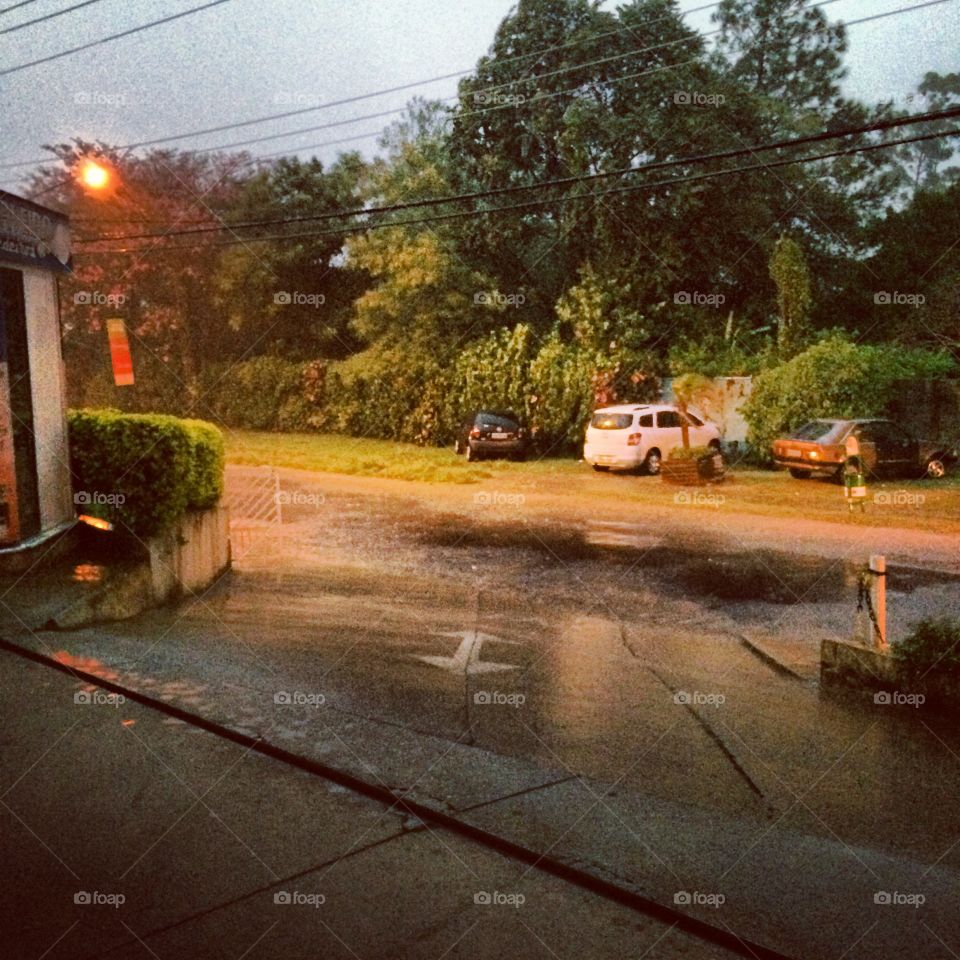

left=416, top=630, right=521, bottom=675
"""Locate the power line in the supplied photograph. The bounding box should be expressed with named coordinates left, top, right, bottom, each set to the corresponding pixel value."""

left=0, top=0, right=109, bottom=35
left=0, top=0, right=842, bottom=170
left=75, top=108, right=960, bottom=245
left=0, top=0, right=725, bottom=171
left=0, top=0, right=233, bottom=77
left=186, top=0, right=946, bottom=156
left=0, top=0, right=42, bottom=14
left=82, top=127, right=958, bottom=255
left=2, top=0, right=949, bottom=182
left=122, top=0, right=728, bottom=149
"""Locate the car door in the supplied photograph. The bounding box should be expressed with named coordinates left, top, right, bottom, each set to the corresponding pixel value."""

left=874, top=420, right=918, bottom=475
left=655, top=410, right=684, bottom=455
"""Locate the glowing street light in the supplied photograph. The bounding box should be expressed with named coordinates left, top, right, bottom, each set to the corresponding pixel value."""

left=77, top=159, right=111, bottom=192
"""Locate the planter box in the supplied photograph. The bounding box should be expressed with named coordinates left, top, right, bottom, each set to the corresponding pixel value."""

left=821, top=637, right=960, bottom=716
left=661, top=452, right=725, bottom=486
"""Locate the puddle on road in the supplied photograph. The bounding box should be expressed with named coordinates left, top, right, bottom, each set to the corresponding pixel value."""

left=416, top=516, right=957, bottom=605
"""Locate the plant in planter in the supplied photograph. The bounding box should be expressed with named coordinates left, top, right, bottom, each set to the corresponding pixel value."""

left=661, top=444, right=724, bottom=485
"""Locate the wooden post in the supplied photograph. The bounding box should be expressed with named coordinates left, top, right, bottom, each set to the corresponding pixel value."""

left=869, top=554, right=887, bottom=649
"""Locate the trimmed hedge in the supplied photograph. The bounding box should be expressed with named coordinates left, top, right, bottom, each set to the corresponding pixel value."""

left=68, top=409, right=225, bottom=538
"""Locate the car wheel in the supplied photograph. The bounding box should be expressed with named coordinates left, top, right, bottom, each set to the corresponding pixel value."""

left=789, top=468, right=809, bottom=479
left=466, top=443, right=478, bottom=462
left=926, top=457, right=947, bottom=479
left=592, top=464, right=609, bottom=472
left=643, top=450, right=662, bottom=476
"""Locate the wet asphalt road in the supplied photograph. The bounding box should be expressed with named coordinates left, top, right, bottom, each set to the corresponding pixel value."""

left=15, top=465, right=960, bottom=958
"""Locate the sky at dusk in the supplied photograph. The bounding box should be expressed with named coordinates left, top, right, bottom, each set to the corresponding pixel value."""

left=1, top=0, right=957, bottom=191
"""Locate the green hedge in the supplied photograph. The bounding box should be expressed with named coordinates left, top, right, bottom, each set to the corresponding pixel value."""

left=742, top=336, right=957, bottom=459
left=68, top=409, right=225, bottom=538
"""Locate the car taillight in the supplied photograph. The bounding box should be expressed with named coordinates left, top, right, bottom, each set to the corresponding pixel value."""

left=469, top=427, right=481, bottom=438
left=627, top=432, right=642, bottom=446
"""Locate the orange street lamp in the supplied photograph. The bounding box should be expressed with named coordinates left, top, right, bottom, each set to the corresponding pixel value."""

left=77, top=159, right=111, bottom=192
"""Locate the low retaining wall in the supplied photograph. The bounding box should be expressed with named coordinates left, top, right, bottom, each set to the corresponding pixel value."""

left=51, top=505, right=230, bottom=629
left=821, top=637, right=960, bottom=714
left=149, top=503, right=231, bottom=600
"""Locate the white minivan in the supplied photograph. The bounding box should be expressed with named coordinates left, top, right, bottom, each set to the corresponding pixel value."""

left=583, top=403, right=721, bottom=475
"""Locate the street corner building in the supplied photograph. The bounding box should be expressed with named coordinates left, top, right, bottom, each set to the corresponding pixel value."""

left=0, top=190, right=73, bottom=571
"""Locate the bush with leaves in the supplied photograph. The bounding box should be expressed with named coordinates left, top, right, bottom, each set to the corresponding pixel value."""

left=893, top=618, right=960, bottom=678
left=198, top=357, right=312, bottom=431
left=742, top=335, right=957, bottom=458
left=68, top=410, right=224, bottom=537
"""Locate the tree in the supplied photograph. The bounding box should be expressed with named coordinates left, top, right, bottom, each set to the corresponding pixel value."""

left=769, top=235, right=811, bottom=358
left=28, top=140, right=250, bottom=411
left=895, top=72, right=960, bottom=196
left=212, top=154, right=370, bottom=361
left=672, top=372, right=716, bottom=449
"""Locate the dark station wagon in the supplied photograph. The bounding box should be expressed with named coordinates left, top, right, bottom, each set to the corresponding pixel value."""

left=454, top=410, right=528, bottom=462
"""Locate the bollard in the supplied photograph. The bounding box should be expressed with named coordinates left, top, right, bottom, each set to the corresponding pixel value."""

left=869, top=554, right=887, bottom=649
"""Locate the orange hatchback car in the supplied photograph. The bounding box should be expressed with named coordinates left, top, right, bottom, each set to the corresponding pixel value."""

left=772, top=418, right=955, bottom=480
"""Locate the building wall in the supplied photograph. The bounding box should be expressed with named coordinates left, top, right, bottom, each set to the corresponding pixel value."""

left=661, top=376, right=754, bottom=443
left=18, top=264, right=73, bottom=533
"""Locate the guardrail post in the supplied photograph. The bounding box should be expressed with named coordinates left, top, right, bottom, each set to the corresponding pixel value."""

left=869, top=554, right=887, bottom=649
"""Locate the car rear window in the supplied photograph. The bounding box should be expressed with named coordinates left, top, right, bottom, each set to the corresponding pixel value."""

left=478, top=414, right=519, bottom=430
left=790, top=420, right=838, bottom=441
left=591, top=413, right=633, bottom=430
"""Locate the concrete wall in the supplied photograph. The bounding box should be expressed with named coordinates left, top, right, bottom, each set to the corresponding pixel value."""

left=20, top=265, right=73, bottom=532
left=148, top=504, right=231, bottom=601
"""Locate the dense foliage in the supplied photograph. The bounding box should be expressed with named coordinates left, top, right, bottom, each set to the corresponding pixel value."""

left=68, top=410, right=225, bottom=537
left=28, top=1, right=958, bottom=450
left=742, top=336, right=957, bottom=456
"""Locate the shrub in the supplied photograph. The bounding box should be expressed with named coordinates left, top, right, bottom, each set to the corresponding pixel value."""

left=742, top=335, right=957, bottom=460
left=892, top=618, right=960, bottom=678
left=182, top=418, right=225, bottom=509
left=198, top=357, right=311, bottom=431
left=68, top=409, right=224, bottom=537
left=668, top=444, right=715, bottom=461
